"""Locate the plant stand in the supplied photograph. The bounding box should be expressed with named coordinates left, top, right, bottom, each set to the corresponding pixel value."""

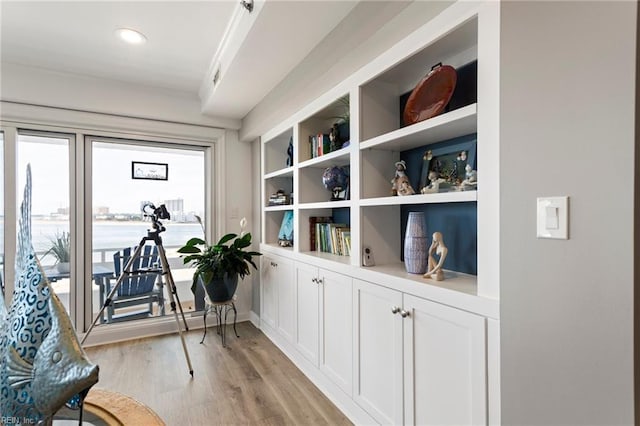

left=200, top=297, right=239, bottom=347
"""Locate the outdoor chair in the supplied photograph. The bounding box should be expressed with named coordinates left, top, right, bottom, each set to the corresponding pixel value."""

left=105, top=245, right=165, bottom=323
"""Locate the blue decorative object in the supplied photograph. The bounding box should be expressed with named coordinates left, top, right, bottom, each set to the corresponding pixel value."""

left=278, top=210, right=294, bottom=247
left=0, top=165, right=99, bottom=423
left=322, top=166, right=349, bottom=201
left=286, top=136, right=294, bottom=167
left=404, top=211, right=428, bottom=274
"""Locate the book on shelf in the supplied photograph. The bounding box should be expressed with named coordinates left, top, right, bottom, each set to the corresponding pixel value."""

left=313, top=221, right=350, bottom=256
left=343, top=231, right=351, bottom=256
left=308, top=134, right=331, bottom=159
left=309, top=216, right=332, bottom=251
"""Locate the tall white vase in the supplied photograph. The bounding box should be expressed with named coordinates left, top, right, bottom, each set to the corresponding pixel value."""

left=404, top=211, right=428, bottom=274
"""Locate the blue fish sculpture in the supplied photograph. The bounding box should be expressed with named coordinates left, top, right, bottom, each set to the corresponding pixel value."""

left=0, top=165, right=99, bottom=423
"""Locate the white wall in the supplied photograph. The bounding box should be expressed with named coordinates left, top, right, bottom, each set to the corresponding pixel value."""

left=221, top=129, right=255, bottom=319
left=500, top=2, right=636, bottom=423
left=1, top=62, right=240, bottom=130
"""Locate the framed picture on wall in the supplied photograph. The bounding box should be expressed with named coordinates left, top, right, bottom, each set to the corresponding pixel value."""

left=132, top=161, right=169, bottom=181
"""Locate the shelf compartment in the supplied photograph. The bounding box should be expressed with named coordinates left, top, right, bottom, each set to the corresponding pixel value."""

left=361, top=203, right=477, bottom=276
left=361, top=133, right=476, bottom=199
left=298, top=94, right=350, bottom=163
left=263, top=210, right=294, bottom=247
left=298, top=165, right=350, bottom=204
left=360, top=191, right=476, bottom=207
left=264, top=128, right=293, bottom=175
left=360, top=103, right=476, bottom=152
left=264, top=175, right=293, bottom=208
left=298, top=207, right=351, bottom=255
left=360, top=17, right=477, bottom=141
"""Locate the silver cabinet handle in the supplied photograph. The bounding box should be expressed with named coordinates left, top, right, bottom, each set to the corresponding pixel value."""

left=391, top=306, right=401, bottom=314
left=400, top=309, right=411, bottom=318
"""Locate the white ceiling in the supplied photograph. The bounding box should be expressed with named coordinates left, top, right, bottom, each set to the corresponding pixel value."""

left=0, top=0, right=358, bottom=120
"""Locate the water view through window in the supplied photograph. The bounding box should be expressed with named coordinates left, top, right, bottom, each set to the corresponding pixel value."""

left=91, top=140, right=206, bottom=326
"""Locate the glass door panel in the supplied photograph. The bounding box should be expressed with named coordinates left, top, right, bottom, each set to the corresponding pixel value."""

left=17, top=132, right=71, bottom=313
left=91, top=139, right=205, bottom=326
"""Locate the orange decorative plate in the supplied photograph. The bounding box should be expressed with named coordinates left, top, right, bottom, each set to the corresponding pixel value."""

left=403, top=64, right=457, bottom=126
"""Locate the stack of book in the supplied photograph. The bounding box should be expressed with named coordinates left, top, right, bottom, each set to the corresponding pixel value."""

left=309, top=216, right=350, bottom=256
left=268, top=191, right=291, bottom=206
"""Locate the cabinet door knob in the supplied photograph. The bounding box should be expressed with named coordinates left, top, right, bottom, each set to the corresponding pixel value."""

left=317, top=278, right=324, bottom=285
left=311, top=277, right=317, bottom=283
left=400, top=309, right=411, bottom=318
left=391, top=306, right=401, bottom=314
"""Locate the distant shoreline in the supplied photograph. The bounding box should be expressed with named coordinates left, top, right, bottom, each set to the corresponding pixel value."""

left=31, top=219, right=200, bottom=226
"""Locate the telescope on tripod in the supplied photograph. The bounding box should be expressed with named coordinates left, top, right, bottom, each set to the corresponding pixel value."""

left=81, top=202, right=194, bottom=377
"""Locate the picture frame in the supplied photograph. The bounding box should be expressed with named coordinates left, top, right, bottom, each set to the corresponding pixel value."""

left=131, top=161, right=169, bottom=181
left=418, top=139, right=476, bottom=192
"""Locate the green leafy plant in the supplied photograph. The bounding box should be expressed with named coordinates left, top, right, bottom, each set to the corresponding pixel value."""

left=44, top=230, right=71, bottom=263
left=178, top=232, right=262, bottom=295
left=330, top=95, right=350, bottom=124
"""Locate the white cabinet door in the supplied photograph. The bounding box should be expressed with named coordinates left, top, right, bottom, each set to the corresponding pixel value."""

left=295, top=262, right=320, bottom=365
left=276, top=256, right=295, bottom=343
left=353, top=279, right=403, bottom=425
left=319, top=269, right=353, bottom=396
left=403, top=294, right=487, bottom=426
left=260, top=255, right=278, bottom=330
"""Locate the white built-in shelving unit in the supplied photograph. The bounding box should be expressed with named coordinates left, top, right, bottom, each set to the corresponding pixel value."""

left=259, top=2, right=501, bottom=424
left=260, top=3, right=499, bottom=305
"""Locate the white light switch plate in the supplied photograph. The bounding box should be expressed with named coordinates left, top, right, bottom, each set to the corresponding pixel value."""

left=537, top=196, right=569, bottom=239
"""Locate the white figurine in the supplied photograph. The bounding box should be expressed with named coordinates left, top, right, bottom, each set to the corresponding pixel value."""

left=423, top=231, right=448, bottom=281
left=391, top=160, right=415, bottom=196
left=460, top=164, right=477, bottom=189
left=421, top=170, right=445, bottom=194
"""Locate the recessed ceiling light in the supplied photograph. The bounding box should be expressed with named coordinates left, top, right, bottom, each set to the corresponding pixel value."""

left=115, top=28, right=147, bottom=45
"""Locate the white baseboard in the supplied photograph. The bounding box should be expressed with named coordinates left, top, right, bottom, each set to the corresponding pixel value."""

left=249, top=310, right=260, bottom=328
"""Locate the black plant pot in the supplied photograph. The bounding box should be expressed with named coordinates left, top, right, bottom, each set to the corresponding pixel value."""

left=201, top=274, right=239, bottom=303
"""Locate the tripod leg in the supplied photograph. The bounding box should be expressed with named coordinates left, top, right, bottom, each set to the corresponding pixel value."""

left=164, top=285, right=194, bottom=376
left=81, top=242, right=147, bottom=345
left=156, top=245, right=189, bottom=331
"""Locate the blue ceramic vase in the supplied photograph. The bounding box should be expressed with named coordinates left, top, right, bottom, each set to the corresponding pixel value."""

left=404, top=212, right=428, bottom=274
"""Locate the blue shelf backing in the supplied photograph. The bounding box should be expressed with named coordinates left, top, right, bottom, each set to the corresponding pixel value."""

left=400, top=203, right=477, bottom=275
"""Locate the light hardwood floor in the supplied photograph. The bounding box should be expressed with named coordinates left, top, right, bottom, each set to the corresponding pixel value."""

left=84, top=322, right=352, bottom=426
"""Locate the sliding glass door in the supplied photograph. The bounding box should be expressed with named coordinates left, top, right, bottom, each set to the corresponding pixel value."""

left=89, top=138, right=206, bottom=327
left=17, top=132, right=72, bottom=312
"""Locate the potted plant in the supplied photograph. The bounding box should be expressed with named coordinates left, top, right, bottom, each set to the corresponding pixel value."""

left=178, top=220, right=262, bottom=303
left=45, top=230, right=71, bottom=273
